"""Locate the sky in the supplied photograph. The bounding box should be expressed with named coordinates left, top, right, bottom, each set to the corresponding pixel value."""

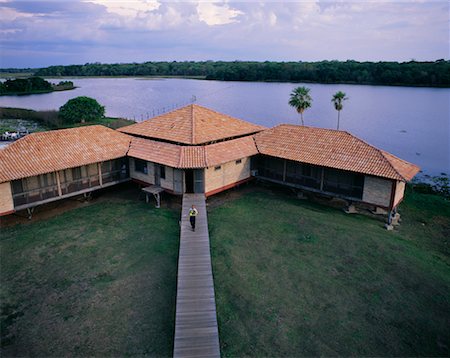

left=0, top=0, right=449, bottom=68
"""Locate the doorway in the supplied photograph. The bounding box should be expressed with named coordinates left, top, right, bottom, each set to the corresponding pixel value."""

left=184, top=169, right=204, bottom=193
left=185, top=170, right=194, bottom=193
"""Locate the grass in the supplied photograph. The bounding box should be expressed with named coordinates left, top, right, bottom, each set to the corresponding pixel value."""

left=208, top=186, right=450, bottom=357
left=1, top=183, right=449, bottom=357
left=0, top=189, right=180, bottom=357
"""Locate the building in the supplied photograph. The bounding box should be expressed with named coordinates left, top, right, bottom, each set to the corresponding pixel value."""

left=118, top=104, right=265, bottom=196
left=253, top=125, right=420, bottom=214
left=0, top=104, right=420, bottom=219
left=0, top=125, right=131, bottom=216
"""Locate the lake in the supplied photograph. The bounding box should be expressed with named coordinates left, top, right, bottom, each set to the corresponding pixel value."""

left=0, top=78, right=448, bottom=177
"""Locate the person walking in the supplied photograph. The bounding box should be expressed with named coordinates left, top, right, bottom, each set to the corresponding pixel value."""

left=189, top=204, right=198, bottom=231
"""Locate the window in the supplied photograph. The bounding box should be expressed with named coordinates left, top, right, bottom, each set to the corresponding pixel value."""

left=214, top=166, right=221, bottom=171
left=235, top=159, right=242, bottom=165
left=160, top=166, right=166, bottom=179
left=135, top=159, right=148, bottom=174
left=72, top=167, right=82, bottom=181
left=323, top=168, right=364, bottom=199
left=11, top=179, right=24, bottom=194
left=102, top=160, right=111, bottom=173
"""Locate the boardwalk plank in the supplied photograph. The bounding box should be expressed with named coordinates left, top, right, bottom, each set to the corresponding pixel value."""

left=173, top=194, right=220, bottom=358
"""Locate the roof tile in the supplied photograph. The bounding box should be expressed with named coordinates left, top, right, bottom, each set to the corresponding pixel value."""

left=0, top=125, right=131, bottom=183
left=127, top=135, right=258, bottom=169
left=254, top=125, right=420, bottom=181
left=118, top=104, right=265, bottom=144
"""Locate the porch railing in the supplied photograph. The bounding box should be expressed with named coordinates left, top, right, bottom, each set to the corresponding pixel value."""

left=12, top=185, right=59, bottom=206
left=61, top=174, right=101, bottom=195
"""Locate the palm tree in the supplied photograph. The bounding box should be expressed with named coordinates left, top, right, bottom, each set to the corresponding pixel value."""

left=289, top=86, right=312, bottom=126
left=331, top=91, right=348, bottom=130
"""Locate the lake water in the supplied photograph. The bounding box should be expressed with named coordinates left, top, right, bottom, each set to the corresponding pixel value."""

left=0, top=78, right=448, bottom=177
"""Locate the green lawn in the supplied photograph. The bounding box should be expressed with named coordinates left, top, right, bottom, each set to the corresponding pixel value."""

left=1, top=184, right=449, bottom=357
left=0, top=191, right=180, bottom=357
left=209, top=187, right=450, bottom=357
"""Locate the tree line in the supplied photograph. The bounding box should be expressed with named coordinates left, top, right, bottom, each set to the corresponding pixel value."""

left=28, top=60, right=450, bottom=87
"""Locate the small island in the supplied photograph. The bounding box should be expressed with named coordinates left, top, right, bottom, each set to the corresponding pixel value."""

left=0, top=77, right=75, bottom=96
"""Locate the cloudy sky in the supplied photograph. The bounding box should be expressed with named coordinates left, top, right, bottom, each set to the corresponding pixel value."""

left=0, top=0, right=448, bottom=68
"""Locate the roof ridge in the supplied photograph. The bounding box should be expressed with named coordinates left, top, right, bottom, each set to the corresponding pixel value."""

left=277, top=123, right=349, bottom=133
left=344, top=131, right=405, bottom=180
left=191, top=104, right=195, bottom=144
left=379, top=149, right=418, bottom=181
left=252, top=133, right=262, bottom=153
left=204, top=143, right=209, bottom=167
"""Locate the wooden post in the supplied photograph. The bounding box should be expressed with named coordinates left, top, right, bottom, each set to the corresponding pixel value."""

left=98, top=163, right=103, bottom=186
left=55, top=171, right=62, bottom=197
left=283, top=160, right=287, bottom=182
left=154, top=193, right=161, bottom=208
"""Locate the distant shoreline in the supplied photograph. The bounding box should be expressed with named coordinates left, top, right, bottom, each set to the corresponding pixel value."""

left=0, top=87, right=76, bottom=96
left=2, top=60, right=448, bottom=88
left=1, top=75, right=448, bottom=89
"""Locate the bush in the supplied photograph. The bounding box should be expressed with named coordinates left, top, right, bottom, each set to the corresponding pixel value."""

left=59, top=96, right=105, bottom=123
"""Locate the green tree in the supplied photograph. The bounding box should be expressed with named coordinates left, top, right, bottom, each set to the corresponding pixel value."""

left=59, top=96, right=105, bottom=123
left=289, top=86, right=312, bottom=125
left=331, top=91, right=348, bottom=130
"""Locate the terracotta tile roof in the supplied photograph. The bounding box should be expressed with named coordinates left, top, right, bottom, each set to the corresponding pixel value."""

left=128, top=136, right=258, bottom=169
left=180, top=146, right=207, bottom=168
left=254, top=125, right=420, bottom=181
left=206, top=136, right=258, bottom=167
left=379, top=150, right=421, bottom=181
left=128, top=137, right=181, bottom=168
left=118, top=104, right=265, bottom=145
left=0, top=125, right=131, bottom=183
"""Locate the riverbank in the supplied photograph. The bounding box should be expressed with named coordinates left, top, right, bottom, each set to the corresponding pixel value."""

left=0, top=107, right=135, bottom=139
left=2, top=74, right=447, bottom=89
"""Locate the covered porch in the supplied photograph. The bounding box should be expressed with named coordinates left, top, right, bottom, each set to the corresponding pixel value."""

left=11, top=157, right=130, bottom=211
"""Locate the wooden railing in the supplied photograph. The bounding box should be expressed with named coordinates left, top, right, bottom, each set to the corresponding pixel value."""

left=61, top=174, right=101, bottom=195
left=12, top=185, right=59, bottom=206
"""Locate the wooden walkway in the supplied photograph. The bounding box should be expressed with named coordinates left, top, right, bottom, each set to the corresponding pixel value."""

left=173, top=194, right=220, bottom=358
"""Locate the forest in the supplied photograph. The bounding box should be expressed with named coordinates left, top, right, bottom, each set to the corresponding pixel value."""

left=2, top=60, right=449, bottom=87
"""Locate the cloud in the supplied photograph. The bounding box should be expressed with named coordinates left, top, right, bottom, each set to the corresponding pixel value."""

left=86, top=0, right=160, bottom=18
left=0, top=0, right=448, bottom=67
left=197, top=2, right=243, bottom=26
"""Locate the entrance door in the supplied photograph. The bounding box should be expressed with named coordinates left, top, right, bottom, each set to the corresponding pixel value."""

left=194, top=169, right=204, bottom=193
left=185, top=170, right=194, bottom=193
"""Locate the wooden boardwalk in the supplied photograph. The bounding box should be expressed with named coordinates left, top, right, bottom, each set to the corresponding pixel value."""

left=173, top=194, right=220, bottom=358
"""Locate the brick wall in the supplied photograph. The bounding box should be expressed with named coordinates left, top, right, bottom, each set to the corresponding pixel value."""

left=393, top=180, right=406, bottom=207
left=362, top=176, right=393, bottom=207
left=0, top=182, right=14, bottom=215
left=205, top=157, right=251, bottom=194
